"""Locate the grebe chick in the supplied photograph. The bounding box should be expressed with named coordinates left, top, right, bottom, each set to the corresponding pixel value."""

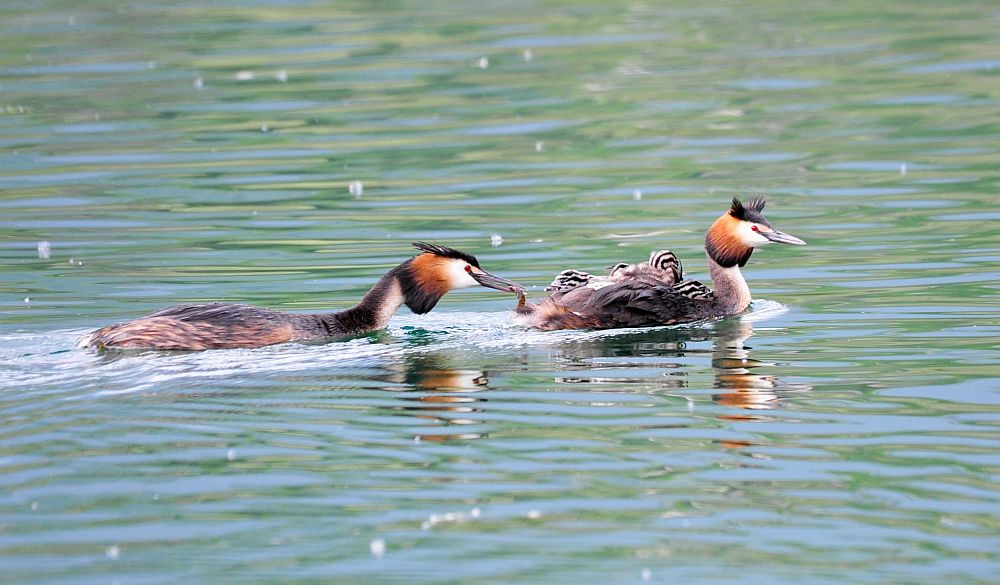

left=606, top=249, right=683, bottom=285
left=515, top=197, right=805, bottom=330
left=547, top=249, right=681, bottom=296
left=81, top=242, right=523, bottom=351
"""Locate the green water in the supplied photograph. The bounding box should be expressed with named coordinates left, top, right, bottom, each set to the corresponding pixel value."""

left=2, top=1, right=999, bottom=583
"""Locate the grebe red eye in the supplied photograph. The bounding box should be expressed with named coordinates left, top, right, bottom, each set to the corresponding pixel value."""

left=751, top=225, right=759, bottom=232
left=464, top=265, right=472, bottom=273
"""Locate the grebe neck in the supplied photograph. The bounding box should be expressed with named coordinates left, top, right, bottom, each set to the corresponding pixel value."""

left=320, top=268, right=406, bottom=336
left=707, top=253, right=752, bottom=315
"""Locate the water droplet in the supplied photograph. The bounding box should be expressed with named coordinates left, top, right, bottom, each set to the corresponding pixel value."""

left=23, top=297, right=30, bottom=304
left=369, top=538, right=386, bottom=558
left=900, top=162, right=907, bottom=176
left=30, top=502, right=38, bottom=511
left=490, top=234, right=503, bottom=247
left=641, top=568, right=652, bottom=581
left=526, top=510, right=541, bottom=519
left=470, top=507, right=481, bottom=519
left=632, top=189, right=643, bottom=201
left=226, top=449, right=236, bottom=461
left=349, top=180, right=364, bottom=196
left=106, top=545, right=120, bottom=560
left=475, top=56, right=489, bottom=69
left=534, top=140, right=544, bottom=152
left=260, top=124, right=269, bottom=132
left=193, top=77, right=204, bottom=90
left=522, top=48, right=533, bottom=62
left=276, top=69, right=288, bottom=83
left=37, top=241, right=51, bottom=259
left=235, top=70, right=255, bottom=81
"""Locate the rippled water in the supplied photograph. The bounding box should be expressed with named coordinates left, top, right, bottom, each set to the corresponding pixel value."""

left=2, top=1, right=999, bottom=583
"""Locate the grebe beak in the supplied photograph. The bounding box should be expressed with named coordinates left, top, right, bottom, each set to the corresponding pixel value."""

left=762, top=228, right=806, bottom=246
left=470, top=268, right=525, bottom=293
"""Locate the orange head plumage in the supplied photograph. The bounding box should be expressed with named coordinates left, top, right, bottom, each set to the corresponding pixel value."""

left=397, top=242, right=523, bottom=314
left=705, top=197, right=806, bottom=268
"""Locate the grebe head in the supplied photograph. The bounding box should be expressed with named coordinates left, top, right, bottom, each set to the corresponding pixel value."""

left=606, top=262, right=630, bottom=278
left=400, top=242, right=523, bottom=314
left=545, top=269, right=593, bottom=291
left=705, top=197, right=806, bottom=268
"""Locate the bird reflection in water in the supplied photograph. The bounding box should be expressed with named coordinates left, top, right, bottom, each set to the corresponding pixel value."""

left=379, top=353, right=494, bottom=442
left=376, top=315, right=808, bottom=443
left=550, top=316, right=809, bottom=415
left=712, top=318, right=789, bottom=414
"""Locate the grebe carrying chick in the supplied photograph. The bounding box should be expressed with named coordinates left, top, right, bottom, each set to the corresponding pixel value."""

left=515, top=197, right=805, bottom=330
left=81, top=242, right=523, bottom=350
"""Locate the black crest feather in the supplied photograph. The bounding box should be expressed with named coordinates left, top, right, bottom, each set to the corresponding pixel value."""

left=729, top=196, right=768, bottom=224
left=411, top=241, right=480, bottom=267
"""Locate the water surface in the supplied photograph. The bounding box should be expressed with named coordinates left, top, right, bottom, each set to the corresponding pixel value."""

left=2, top=1, right=999, bottom=583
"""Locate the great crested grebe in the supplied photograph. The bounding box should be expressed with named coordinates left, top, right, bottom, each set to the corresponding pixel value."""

left=80, top=242, right=523, bottom=350
left=516, top=197, right=805, bottom=330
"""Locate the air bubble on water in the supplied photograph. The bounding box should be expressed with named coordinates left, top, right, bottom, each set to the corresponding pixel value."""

left=369, top=538, right=386, bottom=558
left=900, top=163, right=907, bottom=176
left=523, top=48, right=533, bottom=62
left=526, top=510, right=541, bottom=519
left=106, top=545, right=120, bottom=560
left=534, top=141, right=544, bottom=152
left=475, top=56, right=489, bottom=70
left=23, top=297, right=30, bottom=304
left=37, top=241, right=51, bottom=259
left=349, top=180, right=364, bottom=196
left=276, top=69, right=288, bottom=83
left=490, top=234, right=503, bottom=247
left=235, top=70, right=255, bottom=81
left=260, top=124, right=269, bottom=132
left=226, top=449, right=236, bottom=461
left=193, top=77, right=204, bottom=90
left=420, top=508, right=480, bottom=531
left=632, top=189, right=642, bottom=201
left=641, top=568, right=652, bottom=582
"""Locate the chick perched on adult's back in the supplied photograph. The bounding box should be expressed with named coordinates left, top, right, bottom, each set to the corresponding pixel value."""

left=516, top=197, right=805, bottom=330
left=81, top=242, right=523, bottom=350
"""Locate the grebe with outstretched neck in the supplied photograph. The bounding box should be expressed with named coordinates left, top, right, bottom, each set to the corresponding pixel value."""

left=80, top=242, right=523, bottom=350
left=515, top=197, right=805, bottom=330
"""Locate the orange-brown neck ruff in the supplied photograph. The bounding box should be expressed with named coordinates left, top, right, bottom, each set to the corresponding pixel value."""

left=398, top=253, right=452, bottom=314
left=705, top=213, right=753, bottom=268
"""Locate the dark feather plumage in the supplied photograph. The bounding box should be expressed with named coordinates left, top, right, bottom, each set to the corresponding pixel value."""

left=526, top=280, right=723, bottom=330
left=411, top=241, right=480, bottom=267
left=729, top=196, right=769, bottom=226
